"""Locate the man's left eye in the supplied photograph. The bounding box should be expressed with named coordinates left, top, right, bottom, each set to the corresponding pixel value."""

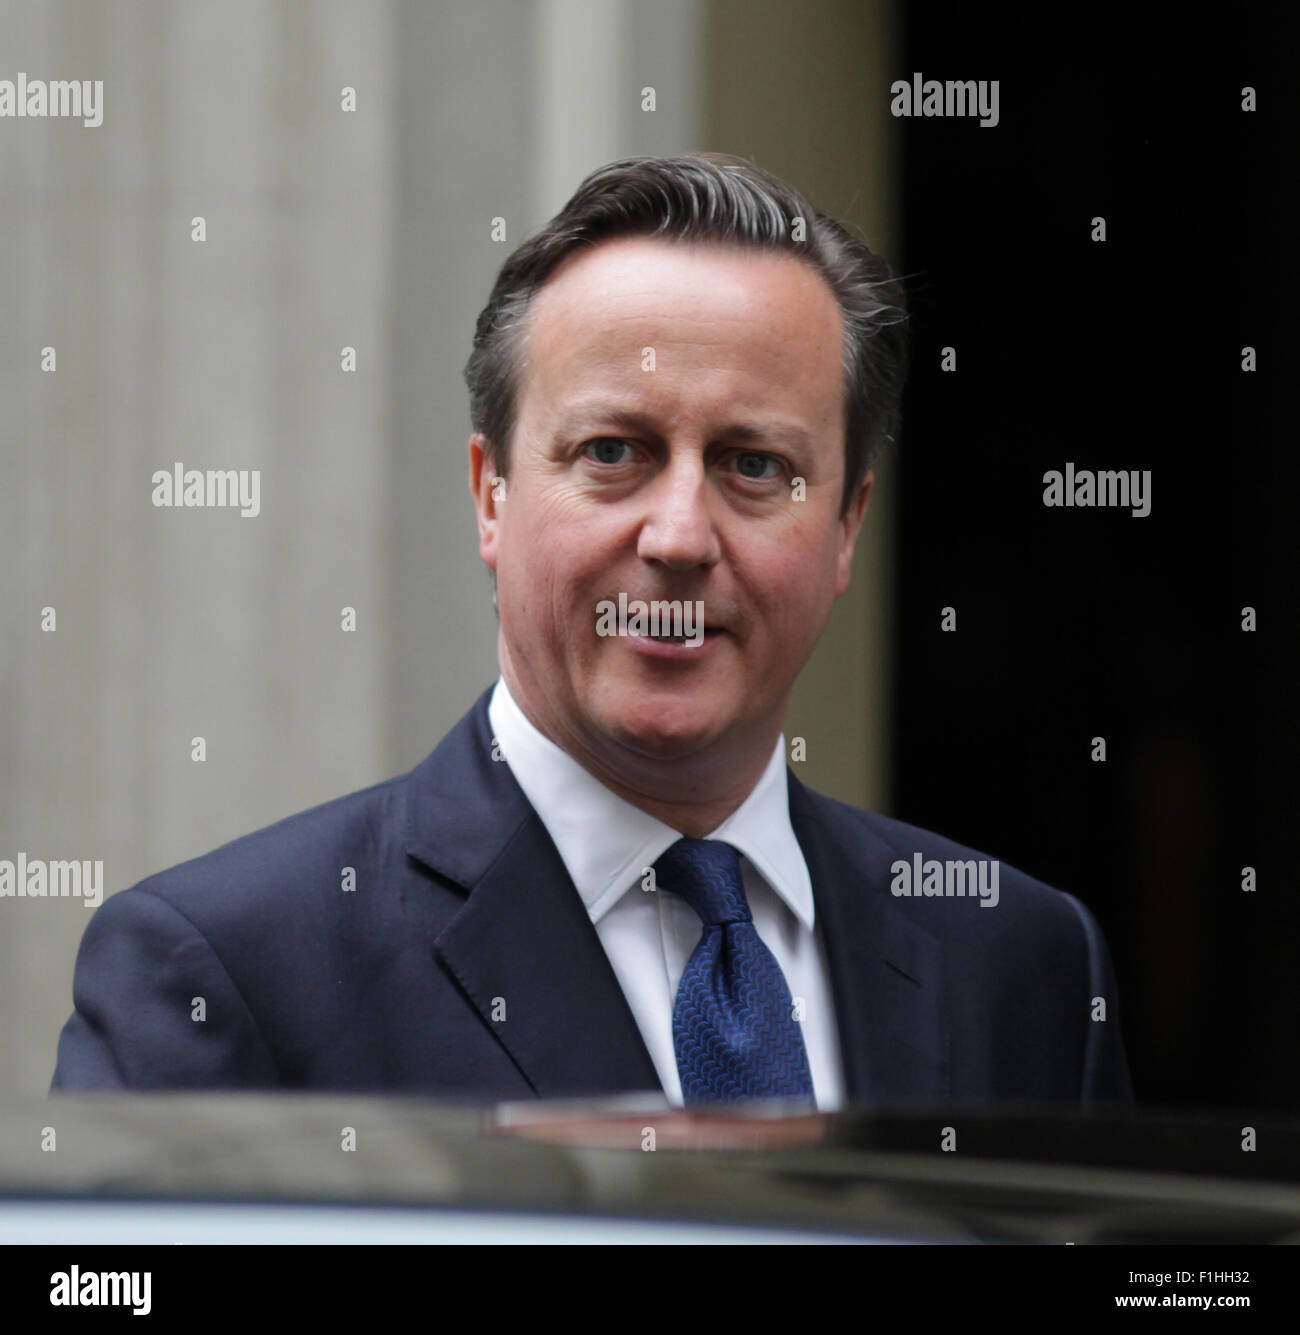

left=733, top=452, right=782, bottom=480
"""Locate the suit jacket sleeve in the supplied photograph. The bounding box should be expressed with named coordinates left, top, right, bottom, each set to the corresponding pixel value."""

left=1062, top=890, right=1135, bottom=1106
left=50, top=887, right=278, bottom=1091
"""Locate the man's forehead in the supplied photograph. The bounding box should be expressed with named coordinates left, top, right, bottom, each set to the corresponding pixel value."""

left=529, top=234, right=837, bottom=318
left=518, top=238, right=845, bottom=429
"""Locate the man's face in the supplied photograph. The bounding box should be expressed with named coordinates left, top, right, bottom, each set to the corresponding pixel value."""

left=470, top=235, right=871, bottom=780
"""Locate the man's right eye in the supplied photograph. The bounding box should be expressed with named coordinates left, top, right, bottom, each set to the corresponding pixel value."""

left=583, top=438, right=635, bottom=464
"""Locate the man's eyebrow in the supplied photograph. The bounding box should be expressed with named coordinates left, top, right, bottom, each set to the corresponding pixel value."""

left=556, top=405, right=659, bottom=436
left=556, top=404, right=812, bottom=448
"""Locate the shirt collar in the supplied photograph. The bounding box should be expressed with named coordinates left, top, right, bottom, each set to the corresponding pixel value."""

left=486, top=676, right=814, bottom=929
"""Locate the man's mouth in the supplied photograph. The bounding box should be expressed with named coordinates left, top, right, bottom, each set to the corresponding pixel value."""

left=648, top=627, right=722, bottom=643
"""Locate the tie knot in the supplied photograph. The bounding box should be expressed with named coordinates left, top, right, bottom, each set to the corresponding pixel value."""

left=654, top=838, right=751, bottom=926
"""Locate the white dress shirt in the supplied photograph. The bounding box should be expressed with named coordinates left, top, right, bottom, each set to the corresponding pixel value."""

left=487, top=676, right=844, bottom=1110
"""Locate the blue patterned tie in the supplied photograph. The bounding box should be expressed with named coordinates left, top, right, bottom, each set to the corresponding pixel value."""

left=656, top=838, right=815, bottom=1104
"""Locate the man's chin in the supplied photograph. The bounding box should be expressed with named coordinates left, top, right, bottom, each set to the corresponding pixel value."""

left=595, top=696, right=731, bottom=763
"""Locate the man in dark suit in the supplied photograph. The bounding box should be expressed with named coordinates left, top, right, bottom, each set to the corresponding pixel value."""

left=52, top=154, right=1133, bottom=1107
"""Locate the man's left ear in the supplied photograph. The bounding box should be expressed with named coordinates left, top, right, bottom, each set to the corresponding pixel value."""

left=834, top=468, right=874, bottom=597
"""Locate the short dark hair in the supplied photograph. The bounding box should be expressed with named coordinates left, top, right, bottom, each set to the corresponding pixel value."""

left=464, top=152, right=908, bottom=516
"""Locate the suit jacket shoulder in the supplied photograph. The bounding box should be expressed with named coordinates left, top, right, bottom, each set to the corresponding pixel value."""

left=51, top=687, right=657, bottom=1098
left=788, top=776, right=1135, bottom=1107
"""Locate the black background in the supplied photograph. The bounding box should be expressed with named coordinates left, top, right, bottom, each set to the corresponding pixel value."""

left=893, top=3, right=1296, bottom=1110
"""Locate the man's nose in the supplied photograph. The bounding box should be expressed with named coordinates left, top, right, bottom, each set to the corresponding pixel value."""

left=636, top=454, right=722, bottom=571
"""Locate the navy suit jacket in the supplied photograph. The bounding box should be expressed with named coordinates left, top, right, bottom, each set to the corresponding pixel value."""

left=52, top=687, right=1134, bottom=1106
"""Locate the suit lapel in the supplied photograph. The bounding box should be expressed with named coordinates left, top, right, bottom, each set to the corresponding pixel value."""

left=404, top=688, right=947, bottom=1104
left=404, top=689, right=662, bottom=1098
left=789, top=773, right=949, bottom=1104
